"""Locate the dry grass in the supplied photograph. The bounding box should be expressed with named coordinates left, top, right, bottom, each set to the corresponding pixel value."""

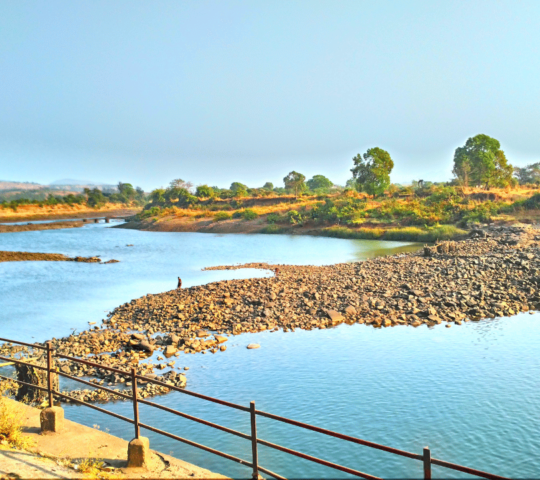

left=0, top=380, right=34, bottom=450
left=0, top=203, right=139, bottom=219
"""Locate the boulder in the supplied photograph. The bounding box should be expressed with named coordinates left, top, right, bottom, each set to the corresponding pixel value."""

left=344, top=305, right=356, bottom=315
left=164, top=345, right=177, bottom=357
left=214, top=335, right=228, bottom=344
left=247, top=344, right=260, bottom=349
left=326, top=310, right=344, bottom=325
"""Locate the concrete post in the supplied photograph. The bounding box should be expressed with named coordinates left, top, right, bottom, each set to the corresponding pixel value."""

left=127, top=437, right=150, bottom=469
left=40, top=406, right=64, bottom=433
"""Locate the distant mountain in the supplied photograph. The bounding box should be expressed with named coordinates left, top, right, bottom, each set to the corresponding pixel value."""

left=0, top=181, right=45, bottom=191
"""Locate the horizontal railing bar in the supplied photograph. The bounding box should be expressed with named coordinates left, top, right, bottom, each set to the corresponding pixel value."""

left=56, top=371, right=133, bottom=401
left=134, top=373, right=249, bottom=412
left=431, top=458, right=511, bottom=480
left=256, top=437, right=381, bottom=480
left=53, top=390, right=135, bottom=424
left=139, top=422, right=254, bottom=468
left=137, top=398, right=251, bottom=440
left=55, top=354, right=132, bottom=376
left=255, top=409, right=422, bottom=461
left=0, top=355, right=48, bottom=371
left=257, top=464, right=288, bottom=480
left=0, top=337, right=47, bottom=350
left=0, top=373, right=49, bottom=392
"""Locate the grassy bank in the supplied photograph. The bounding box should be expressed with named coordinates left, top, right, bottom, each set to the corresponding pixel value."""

left=321, top=225, right=467, bottom=242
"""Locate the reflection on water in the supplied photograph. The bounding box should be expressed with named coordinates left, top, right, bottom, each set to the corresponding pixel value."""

left=0, top=225, right=537, bottom=478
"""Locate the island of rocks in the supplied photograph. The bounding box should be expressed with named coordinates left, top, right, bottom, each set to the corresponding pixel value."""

left=3, top=224, right=540, bottom=404
left=0, top=251, right=119, bottom=263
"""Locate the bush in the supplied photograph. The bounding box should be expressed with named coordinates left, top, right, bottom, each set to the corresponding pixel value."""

left=232, top=211, right=243, bottom=219
left=243, top=208, right=258, bottom=220
left=322, top=225, right=465, bottom=242
left=214, top=212, right=232, bottom=221
left=266, top=213, right=283, bottom=224
left=261, top=224, right=287, bottom=234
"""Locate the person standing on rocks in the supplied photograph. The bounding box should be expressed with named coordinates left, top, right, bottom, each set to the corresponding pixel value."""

left=177, top=277, right=182, bottom=288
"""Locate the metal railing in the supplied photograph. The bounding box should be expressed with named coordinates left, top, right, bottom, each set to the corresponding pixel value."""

left=0, top=337, right=510, bottom=480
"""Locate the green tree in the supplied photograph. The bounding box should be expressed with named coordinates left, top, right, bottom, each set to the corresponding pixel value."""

left=351, top=147, right=394, bottom=196
left=452, top=134, right=513, bottom=189
left=306, top=175, right=333, bottom=191
left=262, top=182, right=274, bottom=190
left=514, top=162, right=540, bottom=185
left=195, top=185, right=214, bottom=198
left=283, top=171, right=306, bottom=197
left=230, top=182, right=248, bottom=197
left=149, top=188, right=166, bottom=204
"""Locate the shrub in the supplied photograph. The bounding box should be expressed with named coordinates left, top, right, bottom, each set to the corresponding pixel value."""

left=213, top=212, right=232, bottom=221
left=232, top=211, right=243, bottom=219
left=266, top=213, right=282, bottom=224
left=261, top=224, right=287, bottom=234
left=243, top=208, right=258, bottom=220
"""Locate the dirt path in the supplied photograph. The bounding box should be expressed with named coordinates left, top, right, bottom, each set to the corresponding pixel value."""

left=0, top=398, right=226, bottom=479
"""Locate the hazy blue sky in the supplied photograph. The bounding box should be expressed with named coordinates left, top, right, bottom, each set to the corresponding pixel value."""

left=1, top=0, right=539, bottom=190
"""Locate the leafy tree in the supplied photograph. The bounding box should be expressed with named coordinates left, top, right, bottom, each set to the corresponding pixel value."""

left=452, top=134, right=513, bottom=188
left=195, top=185, right=214, bottom=198
left=514, top=162, right=540, bottom=185
left=283, top=171, right=306, bottom=197
left=149, top=188, right=166, bottom=204
left=262, top=182, right=274, bottom=190
left=84, top=187, right=107, bottom=207
left=306, top=175, right=333, bottom=191
left=351, top=147, right=394, bottom=196
left=169, top=179, right=193, bottom=191
left=230, top=182, right=248, bottom=197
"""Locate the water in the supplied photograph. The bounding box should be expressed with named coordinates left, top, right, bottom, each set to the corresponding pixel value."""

left=1, top=224, right=538, bottom=478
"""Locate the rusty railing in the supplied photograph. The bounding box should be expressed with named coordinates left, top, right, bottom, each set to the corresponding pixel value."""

left=0, top=337, right=511, bottom=480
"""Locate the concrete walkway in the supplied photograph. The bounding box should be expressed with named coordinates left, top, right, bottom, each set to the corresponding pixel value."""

left=0, top=398, right=228, bottom=479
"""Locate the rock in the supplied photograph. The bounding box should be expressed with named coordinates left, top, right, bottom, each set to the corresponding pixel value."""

left=138, top=340, right=153, bottom=353
left=214, top=335, right=228, bottom=344
left=326, top=310, right=344, bottom=325
left=164, top=346, right=177, bottom=357
left=344, top=305, right=356, bottom=315
left=247, top=344, right=260, bottom=349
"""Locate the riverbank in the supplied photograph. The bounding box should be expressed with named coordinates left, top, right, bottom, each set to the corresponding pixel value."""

left=0, top=251, right=119, bottom=264
left=0, top=205, right=140, bottom=223
left=0, top=397, right=226, bottom=478
left=0, top=221, right=85, bottom=234
left=117, top=214, right=467, bottom=242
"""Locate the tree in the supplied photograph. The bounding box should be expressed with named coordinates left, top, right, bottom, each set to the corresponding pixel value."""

left=169, top=179, right=194, bottom=192
left=195, top=185, right=214, bottom=198
left=230, top=182, right=248, bottom=197
left=262, top=182, right=274, bottom=190
left=514, top=162, right=540, bottom=185
left=306, top=175, right=333, bottom=191
left=452, top=134, right=513, bottom=189
left=283, top=171, right=306, bottom=197
left=149, top=188, right=166, bottom=204
left=351, top=147, right=394, bottom=196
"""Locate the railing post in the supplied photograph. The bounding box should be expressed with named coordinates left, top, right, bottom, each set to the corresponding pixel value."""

left=250, top=401, right=259, bottom=480
left=131, top=368, right=140, bottom=439
left=46, top=341, right=53, bottom=407
left=423, top=446, right=431, bottom=480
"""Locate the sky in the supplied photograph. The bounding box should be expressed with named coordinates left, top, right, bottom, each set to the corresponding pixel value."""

left=1, top=0, right=539, bottom=191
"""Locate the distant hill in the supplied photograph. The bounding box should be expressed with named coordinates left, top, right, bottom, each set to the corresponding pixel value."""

left=0, top=181, right=44, bottom=191
left=50, top=179, right=100, bottom=186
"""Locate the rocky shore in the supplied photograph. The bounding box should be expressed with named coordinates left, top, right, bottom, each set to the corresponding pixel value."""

left=0, top=251, right=119, bottom=263
left=2, top=225, right=540, bottom=404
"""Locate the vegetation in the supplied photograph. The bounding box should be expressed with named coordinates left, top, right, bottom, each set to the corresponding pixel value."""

left=1, top=181, right=146, bottom=211
left=351, top=147, right=394, bottom=195
left=283, top=171, right=306, bottom=198
left=0, top=380, right=33, bottom=449
left=452, top=134, right=514, bottom=188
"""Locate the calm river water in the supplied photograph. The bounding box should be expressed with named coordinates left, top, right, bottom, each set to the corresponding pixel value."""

left=1, top=223, right=539, bottom=478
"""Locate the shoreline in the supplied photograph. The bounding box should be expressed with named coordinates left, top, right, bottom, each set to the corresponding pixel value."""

left=116, top=214, right=468, bottom=243
left=0, top=250, right=120, bottom=263
left=2, top=224, right=538, bottom=405
left=0, top=206, right=140, bottom=223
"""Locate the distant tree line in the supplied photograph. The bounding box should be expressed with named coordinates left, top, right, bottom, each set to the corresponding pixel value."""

left=1, top=182, right=146, bottom=211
